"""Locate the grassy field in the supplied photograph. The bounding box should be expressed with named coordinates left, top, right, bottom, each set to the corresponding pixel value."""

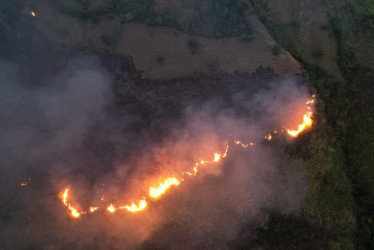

left=115, top=20, right=300, bottom=80
left=32, top=1, right=301, bottom=80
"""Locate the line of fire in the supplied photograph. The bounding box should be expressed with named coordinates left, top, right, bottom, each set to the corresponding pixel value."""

left=58, top=96, right=315, bottom=219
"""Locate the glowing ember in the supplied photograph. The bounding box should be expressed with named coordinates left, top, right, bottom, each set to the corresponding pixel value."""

left=184, top=165, right=198, bottom=176
left=107, top=204, right=116, bottom=213
left=89, top=206, right=99, bottom=213
left=222, top=142, right=229, bottom=158
left=30, top=11, right=36, bottom=17
left=200, top=160, right=209, bottom=165
left=149, top=177, right=181, bottom=199
left=265, top=133, right=272, bottom=140
left=234, top=139, right=255, bottom=148
left=193, top=166, right=198, bottom=173
left=20, top=178, right=31, bottom=187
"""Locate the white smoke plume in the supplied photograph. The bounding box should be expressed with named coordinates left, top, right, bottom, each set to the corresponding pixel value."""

left=0, top=56, right=310, bottom=249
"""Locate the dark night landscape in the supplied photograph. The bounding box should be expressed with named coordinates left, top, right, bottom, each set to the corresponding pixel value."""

left=0, top=0, right=373, bottom=249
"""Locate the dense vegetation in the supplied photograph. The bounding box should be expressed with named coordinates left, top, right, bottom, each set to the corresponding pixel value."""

left=250, top=1, right=374, bottom=249
left=331, top=15, right=374, bottom=250
left=54, top=0, right=254, bottom=37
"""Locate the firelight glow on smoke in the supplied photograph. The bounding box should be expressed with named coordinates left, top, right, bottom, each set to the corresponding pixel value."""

left=286, top=97, right=315, bottom=137
left=149, top=178, right=181, bottom=199
left=60, top=188, right=83, bottom=218
left=121, top=199, right=148, bottom=213
left=58, top=95, right=315, bottom=219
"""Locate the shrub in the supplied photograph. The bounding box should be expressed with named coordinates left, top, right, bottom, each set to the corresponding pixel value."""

left=320, top=24, right=330, bottom=30
left=312, top=48, right=325, bottom=59
left=156, top=56, right=165, bottom=65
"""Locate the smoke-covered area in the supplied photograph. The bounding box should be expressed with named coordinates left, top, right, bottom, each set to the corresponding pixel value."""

left=0, top=52, right=312, bottom=249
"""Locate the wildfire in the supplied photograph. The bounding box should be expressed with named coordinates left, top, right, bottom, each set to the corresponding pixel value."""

left=234, top=139, right=255, bottom=148
left=286, top=97, right=315, bottom=137
left=213, top=144, right=228, bottom=163
left=57, top=95, right=315, bottom=219
left=213, top=153, right=220, bottom=162
left=69, top=205, right=82, bottom=218
left=121, top=199, right=147, bottom=213
left=184, top=165, right=198, bottom=176
left=149, top=177, right=181, bottom=199
left=61, top=188, right=69, bottom=205
left=107, top=204, right=116, bottom=213
left=20, top=178, right=32, bottom=187
left=265, top=133, right=272, bottom=140
left=60, top=188, right=82, bottom=218
left=89, top=206, right=99, bottom=213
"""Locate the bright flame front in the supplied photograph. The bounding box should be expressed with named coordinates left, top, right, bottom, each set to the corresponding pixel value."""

left=121, top=199, right=147, bottom=213
left=57, top=95, right=315, bottom=218
left=149, top=177, right=181, bottom=199
left=287, top=97, right=314, bottom=137
left=59, top=188, right=82, bottom=219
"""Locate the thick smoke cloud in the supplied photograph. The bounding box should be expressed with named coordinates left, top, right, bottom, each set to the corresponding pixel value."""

left=122, top=80, right=310, bottom=248
left=0, top=56, right=310, bottom=249
left=0, top=57, right=110, bottom=168
left=0, top=57, right=114, bottom=248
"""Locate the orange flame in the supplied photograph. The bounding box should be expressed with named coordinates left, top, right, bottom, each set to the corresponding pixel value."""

left=89, top=206, right=99, bottom=213
left=213, top=144, right=228, bottom=162
left=61, top=188, right=69, bottom=205
left=213, top=153, right=221, bottom=162
left=56, top=95, right=315, bottom=218
left=265, top=133, right=272, bottom=140
left=20, top=178, right=31, bottom=187
left=30, top=11, right=36, bottom=17
left=286, top=111, right=313, bottom=137
left=107, top=204, right=116, bottom=213
left=120, top=199, right=147, bottom=213
left=68, top=205, right=81, bottom=218
left=234, top=139, right=255, bottom=148
left=286, top=97, right=314, bottom=137
left=149, top=177, right=181, bottom=199
left=59, top=188, right=82, bottom=218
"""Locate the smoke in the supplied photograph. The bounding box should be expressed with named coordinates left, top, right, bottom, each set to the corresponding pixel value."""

left=128, top=80, right=309, bottom=249
left=0, top=55, right=310, bottom=249
left=0, top=56, right=114, bottom=248
left=0, top=56, right=110, bottom=165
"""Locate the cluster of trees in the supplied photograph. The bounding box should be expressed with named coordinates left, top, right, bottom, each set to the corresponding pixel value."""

left=235, top=1, right=373, bottom=249
left=330, top=13, right=374, bottom=249
left=172, top=0, right=254, bottom=37
left=54, top=0, right=255, bottom=38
